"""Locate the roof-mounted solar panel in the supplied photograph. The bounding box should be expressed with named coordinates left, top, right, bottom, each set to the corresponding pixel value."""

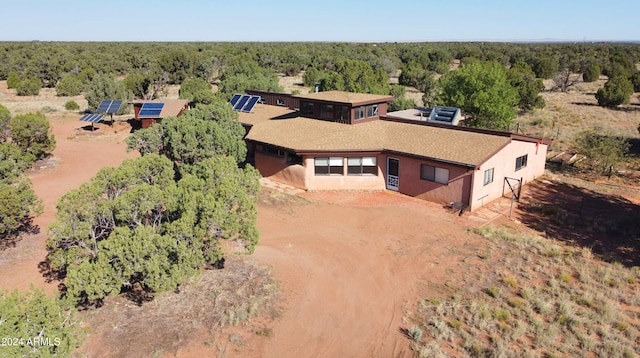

left=138, top=102, right=165, bottom=118
left=241, top=96, right=260, bottom=113
left=233, top=95, right=250, bottom=111
left=80, top=113, right=104, bottom=123
left=229, top=94, right=242, bottom=107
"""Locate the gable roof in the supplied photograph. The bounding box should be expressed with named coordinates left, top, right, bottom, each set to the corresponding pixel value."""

left=294, top=91, right=394, bottom=106
left=245, top=114, right=511, bottom=167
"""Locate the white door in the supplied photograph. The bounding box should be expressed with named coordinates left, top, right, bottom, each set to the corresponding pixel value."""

left=386, top=157, right=399, bottom=191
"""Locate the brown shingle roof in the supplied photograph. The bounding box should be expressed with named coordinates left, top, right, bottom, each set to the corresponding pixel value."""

left=294, top=91, right=394, bottom=105
left=237, top=104, right=297, bottom=127
left=245, top=116, right=511, bottom=167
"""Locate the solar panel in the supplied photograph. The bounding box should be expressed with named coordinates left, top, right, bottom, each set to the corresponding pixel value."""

left=106, top=100, right=123, bottom=114
left=233, top=95, right=250, bottom=111
left=96, top=100, right=111, bottom=113
left=241, top=96, right=260, bottom=113
left=139, top=102, right=164, bottom=117
left=97, top=100, right=124, bottom=114
left=79, top=113, right=104, bottom=123
left=229, top=94, right=242, bottom=106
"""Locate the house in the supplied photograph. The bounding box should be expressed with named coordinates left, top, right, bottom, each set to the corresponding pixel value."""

left=238, top=90, right=549, bottom=211
left=129, top=99, right=190, bottom=128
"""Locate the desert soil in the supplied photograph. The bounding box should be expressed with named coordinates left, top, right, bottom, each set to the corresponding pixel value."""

left=0, top=82, right=492, bottom=357
left=1, top=75, right=639, bottom=357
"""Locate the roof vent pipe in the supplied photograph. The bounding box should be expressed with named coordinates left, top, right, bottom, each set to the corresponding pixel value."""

left=314, top=81, right=320, bottom=93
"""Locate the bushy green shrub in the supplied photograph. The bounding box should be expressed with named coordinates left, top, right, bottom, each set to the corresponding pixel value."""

left=596, top=76, right=634, bottom=108
left=56, top=74, right=83, bottom=96
left=6, top=71, right=20, bottom=89
left=0, top=103, right=10, bottom=141
left=582, top=63, right=601, bottom=83
left=9, top=112, right=56, bottom=159
left=0, top=287, right=82, bottom=357
left=15, top=78, right=41, bottom=96
left=64, top=100, right=80, bottom=111
left=630, top=72, right=640, bottom=93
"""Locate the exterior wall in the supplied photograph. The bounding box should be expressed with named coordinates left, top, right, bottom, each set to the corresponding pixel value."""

left=303, top=153, right=387, bottom=191
left=382, top=154, right=473, bottom=206
left=246, top=90, right=299, bottom=109
left=469, top=140, right=548, bottom=211
left=254, top=151, right=307, bottom=189
left=141, top=119, right=157, bottom=129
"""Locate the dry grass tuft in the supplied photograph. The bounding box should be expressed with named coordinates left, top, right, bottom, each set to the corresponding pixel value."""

left=410, top=226, right=640, bottom=357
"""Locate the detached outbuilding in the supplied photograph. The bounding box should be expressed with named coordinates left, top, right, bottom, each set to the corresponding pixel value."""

left=237, top=90, right=550, bottom=212
left=130, top=99, right=190, bottom=128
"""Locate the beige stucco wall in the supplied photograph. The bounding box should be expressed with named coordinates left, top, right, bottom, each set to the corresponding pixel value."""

left=469, top=140, right=548, bottom=211
left=303, top=154, right=387, bottom=191
left=254, top=151, right=307, bottom=189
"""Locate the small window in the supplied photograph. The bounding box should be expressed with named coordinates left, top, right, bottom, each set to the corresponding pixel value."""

left=276, top=98, right=285, bottom=106
left=347, top=157, right=377, bottom=175
left=420, top=164, right=449, bottom=184
left=515, top=155, right=528, bottom=171
left=366, top=104, right=379, bottom=117
left=354, top=106, right=365, bottom=120
left=315, top=157, right=343, bottom=175
left=301, top=101, right=314, bottom=115
left=483, top=168, right=494, bottom=186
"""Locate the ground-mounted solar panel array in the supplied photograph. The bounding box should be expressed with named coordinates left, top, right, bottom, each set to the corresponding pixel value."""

left=97, top=99, right=123, bottom=114
left=138, top=102, right=165, bottom=118
left=79, top=113, right=104, bottom=123
left=229, top=94, right=261, bottom=113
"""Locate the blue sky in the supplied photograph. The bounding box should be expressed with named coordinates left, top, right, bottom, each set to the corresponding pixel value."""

left=1, top=0, right=638, bottom=42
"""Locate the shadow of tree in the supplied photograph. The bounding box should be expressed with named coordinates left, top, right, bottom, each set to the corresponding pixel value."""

left=517, top=180, right=640, bottom=267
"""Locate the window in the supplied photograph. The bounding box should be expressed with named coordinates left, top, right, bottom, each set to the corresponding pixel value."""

left=354, top=106, right=365, bottom=120
left=515, top=155, right=528, bottom=171
left=366, top=104, right=379, bottom=117
left=337, top=106, right=350, bottom=121
left=262, top=145, right=285, bottom=157
left=287, top=153, right=303, bottom=165
left=301, top=101, right=314, bottom=115
left=315, top=157, right=343, bottom=175
left=320, top=104, right=334, bottom=119
left=483, top=168, right=494, bottom=186
left=347, top=157, right=377, bottom=175
left=420, top=164, right=449, bottom=184
left=276, top=98, right=285, bottom=106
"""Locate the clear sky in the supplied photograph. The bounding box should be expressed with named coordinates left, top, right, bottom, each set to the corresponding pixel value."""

left=0, top=0, right=638, bottom=42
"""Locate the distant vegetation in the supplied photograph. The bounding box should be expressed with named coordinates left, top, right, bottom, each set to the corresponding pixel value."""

left=0, top=41, right=637, bottom=126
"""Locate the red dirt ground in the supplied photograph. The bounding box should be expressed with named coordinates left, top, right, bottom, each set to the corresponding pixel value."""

left=0, top=117, right=137, bottom=294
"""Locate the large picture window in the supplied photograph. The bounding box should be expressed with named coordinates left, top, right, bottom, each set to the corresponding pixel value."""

left=347, top=157, right=377, bottom=175
left=420, top=164, right=449, bottom=184
left=483, top=168, right=494, bottom=186
left=354, top=106, right=365, bottom=120
left=315, top=157, right=343, bottom=175
left=515, top=155, right=528, bottom=171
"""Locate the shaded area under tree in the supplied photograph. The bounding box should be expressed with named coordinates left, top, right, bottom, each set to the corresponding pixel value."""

left=516, top=179, right=640, bottom=267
